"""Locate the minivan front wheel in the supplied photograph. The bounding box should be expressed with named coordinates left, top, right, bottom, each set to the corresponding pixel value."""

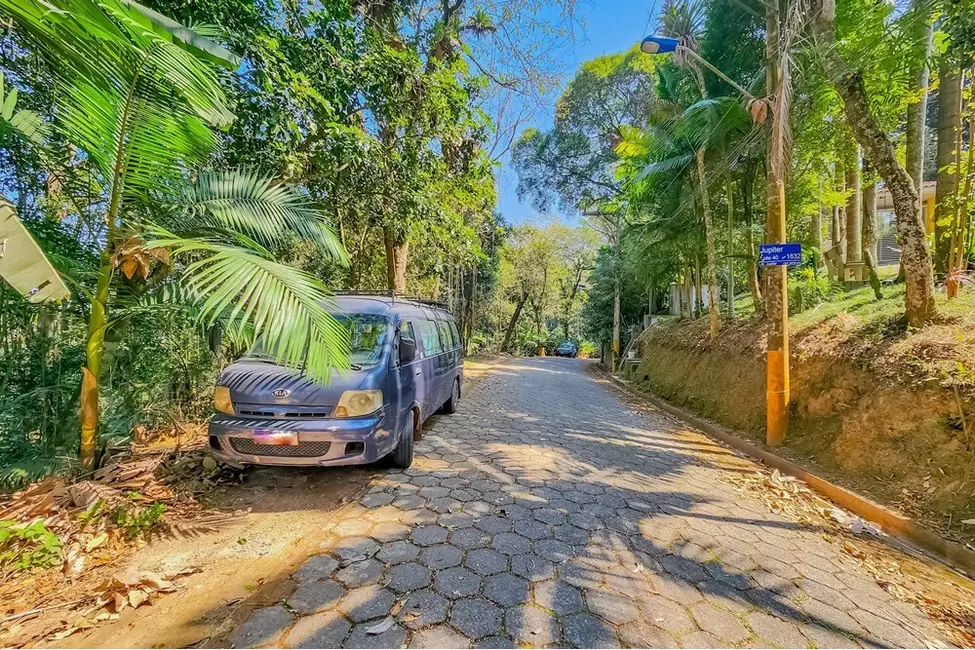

left=391, top=416, right=415, bottom=468
left=443, top=379, right=460, bottom=414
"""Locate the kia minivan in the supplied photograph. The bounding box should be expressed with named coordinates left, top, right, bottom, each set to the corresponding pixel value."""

left=207, top=294, right=463, bottom=469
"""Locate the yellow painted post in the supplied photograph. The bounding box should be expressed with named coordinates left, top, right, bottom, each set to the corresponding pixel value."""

left=766, top=0, right=790, bottom=446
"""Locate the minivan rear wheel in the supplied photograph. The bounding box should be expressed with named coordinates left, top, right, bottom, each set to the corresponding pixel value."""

left=443, top=379, right=460, bottom=414
left=391, top=416, right=415, bottom=468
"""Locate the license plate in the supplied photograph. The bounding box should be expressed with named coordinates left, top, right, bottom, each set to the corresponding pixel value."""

left=253, top=430, right=299, bottom=446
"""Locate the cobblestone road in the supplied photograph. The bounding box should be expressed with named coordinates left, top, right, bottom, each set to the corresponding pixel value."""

left=228, top=357, right=946, bottom=648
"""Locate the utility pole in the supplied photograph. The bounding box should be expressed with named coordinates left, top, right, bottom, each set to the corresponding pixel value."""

left=765, top=0, right=789, bottom=446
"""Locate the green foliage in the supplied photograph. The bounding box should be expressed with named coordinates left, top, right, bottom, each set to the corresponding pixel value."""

left=788, top=268, right=843, bottom=315
left=113, top=500, right=166, bottom=538
left=0, top=519, right=62, bottom=572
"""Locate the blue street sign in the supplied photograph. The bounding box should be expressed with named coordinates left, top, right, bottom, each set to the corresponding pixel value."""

left=759, top=243, right=802, bottom=267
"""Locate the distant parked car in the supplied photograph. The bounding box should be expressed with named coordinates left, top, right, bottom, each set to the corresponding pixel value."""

left=554, top=342, right=578, bottom=358
left=207, top=294, right=463, bottom=469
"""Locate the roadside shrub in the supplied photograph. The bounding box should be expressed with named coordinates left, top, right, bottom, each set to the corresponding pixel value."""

left=0, top=520, right=62, bottom=572
left=578, top=341, right=597, bottom=358
left=789, top=268, right=843, bottom=314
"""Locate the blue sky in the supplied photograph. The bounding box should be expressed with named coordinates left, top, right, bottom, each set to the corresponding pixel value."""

left=495, top=1, right=661, bottom=225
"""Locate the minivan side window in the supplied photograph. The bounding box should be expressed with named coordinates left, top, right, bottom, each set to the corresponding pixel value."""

left=399, top=321, right=419, bottom=360
left=437, top=321, right=454, bottom=351
left=418, top=320, right=443, bottom=356
left=448, top=321, right=460, bottom=350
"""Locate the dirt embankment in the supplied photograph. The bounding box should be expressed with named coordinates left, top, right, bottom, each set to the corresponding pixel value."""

left=631, top=312, right=975, bottom=546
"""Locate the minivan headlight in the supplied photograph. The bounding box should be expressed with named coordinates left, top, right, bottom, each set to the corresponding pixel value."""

left=333, top=390, right=383, bottom=418
left=214, top=385, right=235, bottom=414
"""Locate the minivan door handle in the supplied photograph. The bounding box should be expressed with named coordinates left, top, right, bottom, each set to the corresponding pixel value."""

left=415, top=368, right=423, bottom=375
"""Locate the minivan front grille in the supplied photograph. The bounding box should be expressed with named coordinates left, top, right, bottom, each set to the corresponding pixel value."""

left=229, top=438, right=331, bottom=458
left=235, top=408, right=332, bottom=419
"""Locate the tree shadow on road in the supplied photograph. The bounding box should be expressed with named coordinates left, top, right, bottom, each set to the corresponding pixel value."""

left=156, top=358, right=934, bottom=649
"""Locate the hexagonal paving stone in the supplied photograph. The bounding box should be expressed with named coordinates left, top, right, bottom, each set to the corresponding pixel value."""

left=386, top=562, right=432, bottom=592
left=399, top=589, right=450, bottom=630
left=690, top=602, right=751, bottom=644
left=492, top=532, right=531, bottom=556
left=334, top=519, right=375, bottom=537
left=334, top=537, right=380, bottom=562
left=562, top=613, right=621, bottom=649
left=482, top=491, right=514, bottom=506
left=585, top=590, right=639, bottom=625
left=534, top=539, right=573, bottom=563
left=637, top=595, right=697, bottom=634
left=483, top=573, right=530, bottom=607
left=450, top=598, right=504, bottom=639
left=514, top=519, right=551, bottom=541
left=553, top=524, right=591, bottom=546
left=393, top=495, right=427, bottom=511
left=229, top=605, right=293, bottom=648
left=472, top=636, right=517, bottom=648
left=376, top=540, right=420, bottom=565
left=344, top=620, right=408, bottom=648
left=533, top=580, right=582, bottom=615
left=510, top=553, right=555, bottom=581
left=361, top=492, right=396, bottom=508
left=465, top=548, right=509, bottom=575
left=419, top=544, right=464, bottom=570
left=410, top=625, right=472, bottom=649
left=745, top=611, right=810, bottom=648
left=335, top=558, right=385, bottom=587
left=505, top=604, right=560, bottom=646
left=680, top=630, right=723, bottom=648
left=285, top=610, right=351, bottom=649
left=288, top=579, right=345, bottom=615
left=409, top=525, right=449, bottom=547
left=534, top=508, right=567, bottom=526
left=439, top=512, right=475, bottom=529
left=617, top=621, right=677, bottom=648
left=339, top=585, right=398, bottom=623
left=450, top=528, right=492, bottom=550
left=433, top=566, right=483, bottom=599
left=295, top=555, right=340, bottom=584
left=475, top=515, right=513, bottom=534
left=370, top=522, right=411, bottom=543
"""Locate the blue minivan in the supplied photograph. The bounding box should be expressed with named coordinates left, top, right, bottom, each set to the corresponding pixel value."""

left=207, top=294, right=463, bottom=469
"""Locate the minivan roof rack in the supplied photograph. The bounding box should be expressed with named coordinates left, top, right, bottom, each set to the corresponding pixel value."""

left=332, top=290, right=450, bottom=312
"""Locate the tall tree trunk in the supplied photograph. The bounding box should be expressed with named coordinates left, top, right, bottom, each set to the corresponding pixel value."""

left=726, top=170, right=735, bottom=319
left=810, top=0, right=937, bottom=327
left=863, top=161, right=882, bottom=299
left=384, top=227, right=409, bottom=294
left=934, top=62, right=962, bottom=277
left=812, top=199, right=824, bottom=275
left=502, top=290, right=528, bottom=353
left=845, top=147, right=862, bottom=264
left=947, top=71, right=974, bottom=298
left=80, top=258, right=112, bottom=467
left=743, top=162, right=764, bottom=316
left=833, top=158, right=846, bottom=259
left=906, top=0, right=933, bottom=217
left=694, top=253, right=703, bottom=318
left=696, top=149, right=720, bottom=337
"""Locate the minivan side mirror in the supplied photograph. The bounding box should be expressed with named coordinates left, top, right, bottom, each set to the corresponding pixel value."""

left=399, top=337, right=416, bottom=365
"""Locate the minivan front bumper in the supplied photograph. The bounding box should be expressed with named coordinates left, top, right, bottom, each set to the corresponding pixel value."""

left=207, top=410, right=394, bottom=467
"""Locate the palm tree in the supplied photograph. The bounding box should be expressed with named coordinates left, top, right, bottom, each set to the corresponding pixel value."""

left=1, top=0, right=350, bottom=465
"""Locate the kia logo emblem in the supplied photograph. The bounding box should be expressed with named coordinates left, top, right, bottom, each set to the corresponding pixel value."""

left=272, top=388, right=291, bottom=399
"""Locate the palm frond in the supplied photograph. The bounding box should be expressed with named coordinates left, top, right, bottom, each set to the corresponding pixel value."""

left=145, top=232, right=350, bottom=383
left=177, top=169, right=348, bottom=263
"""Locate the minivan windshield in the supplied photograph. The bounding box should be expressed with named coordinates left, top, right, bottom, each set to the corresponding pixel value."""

left=244, top=314, right=390, bottom=370
left=338, top=313, right=389, bottom=368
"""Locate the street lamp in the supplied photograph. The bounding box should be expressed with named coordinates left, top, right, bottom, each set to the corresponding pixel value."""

left=640, top=36, right=757, bottom=102
left=641, top=32, right=791, bottom=447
